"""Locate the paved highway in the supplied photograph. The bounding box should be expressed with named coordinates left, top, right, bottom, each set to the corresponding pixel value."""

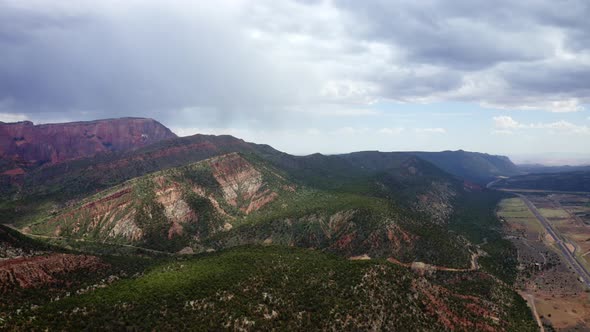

left=517, top=194, right=590, bottom=289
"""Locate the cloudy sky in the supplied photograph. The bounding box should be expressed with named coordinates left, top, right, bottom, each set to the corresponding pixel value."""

left=1, top=0, right=589, bottom=163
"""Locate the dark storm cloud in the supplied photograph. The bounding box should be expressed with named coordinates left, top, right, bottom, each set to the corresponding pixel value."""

left=0, top=2, right=308, bottom=126
left=0, top=0, right=589, bottom=125
left=333, top=0, right=590, bottom=110
left=501, top=62, right=590, bottom=95
left=335, top=0, right=551, bottom=69
left=374, top=69, right=464, bottom=101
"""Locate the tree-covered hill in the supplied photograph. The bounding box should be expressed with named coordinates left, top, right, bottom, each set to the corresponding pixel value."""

left=491, top=170, right=590, bottom=192
left=3, top=246, right=537, bottom=331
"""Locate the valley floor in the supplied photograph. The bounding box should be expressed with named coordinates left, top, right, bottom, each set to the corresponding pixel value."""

left=498, top=195, right=590, bottom=330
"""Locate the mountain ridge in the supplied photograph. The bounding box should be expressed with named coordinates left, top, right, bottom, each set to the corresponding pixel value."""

left=23, top=151, right=472, bottom=269
left=491, top=170, right=590, bottom=192
left=0, top=117, right=177, bottom=176
left=407, top=150, right=520, bottom=184
left=0, top=118, right=539, bottom=330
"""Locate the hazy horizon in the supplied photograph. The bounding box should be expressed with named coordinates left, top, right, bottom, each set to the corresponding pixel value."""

left=4, top=115, right=590, bottom=166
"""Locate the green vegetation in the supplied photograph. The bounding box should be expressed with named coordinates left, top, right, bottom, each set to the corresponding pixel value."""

left=493, top=171, right=590, bottom=192
left=0, top=134, right=259, bottom=225
left=449, top=190, right=520, bottom=284
left=239, top=188, right=392, bottom=223
left=200, top=186, right=472, bottom=269
left=24, top=155, right=248, bottom=251
left=498, top=198, right=535, bottom=218
left=497, top=198, right=543, bottom=232
left=409, top=150, right=520, bottom=184
left=134, top=193, right=176, bottom=251
left=0, top=139, right=542, bottom=330
left=0, top=224, right=54, bottom=255
left=538, top=208, right=570, bottom=219
left=3, top=246, right=537, bottom=331
left=20, top=152, right=473, bottom=270
left=1, top=252, right=156, bottom=320
left=8, top=148, right=527, bottom=281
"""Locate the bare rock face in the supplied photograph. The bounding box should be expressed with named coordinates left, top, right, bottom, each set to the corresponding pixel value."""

left=32, top=153, right=284, bottom=247
left=208, top=153, right=278, bottom=214
left=44, top=186, right=143, bottom=242
left=153, top=183, right=196, bottom=239
left=0, top=117, right=176, bottom=171
left=0, top=253, right=107, bottom=293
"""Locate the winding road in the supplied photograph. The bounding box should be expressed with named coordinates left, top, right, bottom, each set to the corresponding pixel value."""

left=517, top=194, right=590, bottom=289
left=3, top=224, right=171, bottom=256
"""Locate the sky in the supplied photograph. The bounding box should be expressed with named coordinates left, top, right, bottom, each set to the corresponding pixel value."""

left=1, top=0, right=589, bottom=163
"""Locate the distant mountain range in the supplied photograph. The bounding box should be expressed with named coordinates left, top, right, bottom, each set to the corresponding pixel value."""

left=491, top=170, right=590, bottom=192
left=517, top=163, right=590, bottom=174
left=339, top=150, right=521, bottom=184
left=409, top=150, right=521, bottom=183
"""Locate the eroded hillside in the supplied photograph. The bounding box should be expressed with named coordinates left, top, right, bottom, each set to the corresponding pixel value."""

left=26, top=153, right=288, bottom=252
left=0, top=125, right=542, bottom=330
left=21, top=152, right=473, bottom=268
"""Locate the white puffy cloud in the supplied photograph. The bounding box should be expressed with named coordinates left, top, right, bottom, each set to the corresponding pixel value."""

left=493, top=116, right=523, bottom=129
left=492, top=116, right=590, bottom=134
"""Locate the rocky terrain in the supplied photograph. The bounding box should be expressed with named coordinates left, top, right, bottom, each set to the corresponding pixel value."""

left=1, top=225, right=48, bottom=260
left=0, top=118, right=541, bottom=330
left=0, top=223, right=112, bottom=313
left=0, top=253, right=106, bottom=293
left=0, top=117, right=176, bottom=178
left=26, top=153, right=290, bottom=252
left=18, top=151, right=477, bottom=268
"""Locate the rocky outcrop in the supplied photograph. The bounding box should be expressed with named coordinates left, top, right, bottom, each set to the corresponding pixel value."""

left=412, top=275, right=500, bottom=331
left=44, top=186, right=143, bottom=242
left=153, top=183, right=196, bottom=239
left=0, top=253, right=107, bottom=293
left=0, top=117, right=176, bottom=171
left=31, top=153, right=285, bottom=248
left=207, top=153, right=279, bottom=214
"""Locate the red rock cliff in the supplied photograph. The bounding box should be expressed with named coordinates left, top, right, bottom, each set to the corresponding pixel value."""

left=0, top=117, right=177, bottom=167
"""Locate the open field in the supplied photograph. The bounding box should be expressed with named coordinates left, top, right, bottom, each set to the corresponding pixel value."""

left=539, top=208, right=571, bottom=219
left=499, top=197, right=590, bottom=330
left=532, top=194, right=590, bottom=273
left=552, top=194, right=590, bottom=227
left=498, top=198, right=543, bottom=234
left=534, top=293, right=590, bottom=331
